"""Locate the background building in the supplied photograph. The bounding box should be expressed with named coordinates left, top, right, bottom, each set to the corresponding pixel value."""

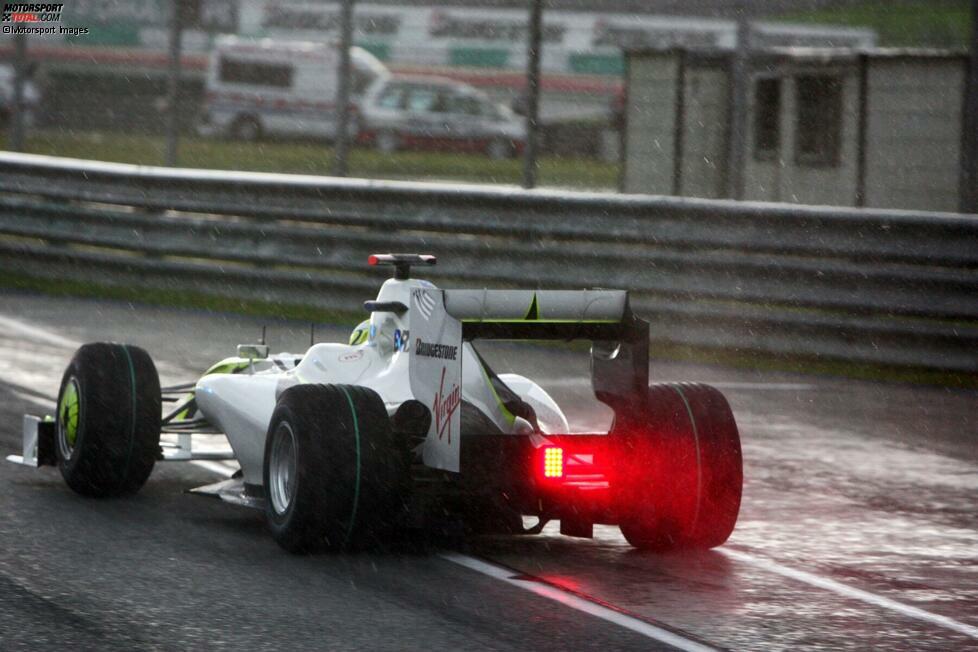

left=621, top=47, right=968, bottom=212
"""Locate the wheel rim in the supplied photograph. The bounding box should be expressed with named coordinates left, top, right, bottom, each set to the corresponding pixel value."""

left=57, top=376, right=80, bottom=461
left=268, top=421, right=299, bottom=515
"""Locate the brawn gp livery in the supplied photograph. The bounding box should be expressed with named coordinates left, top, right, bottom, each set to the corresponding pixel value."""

left=9, top=254, right=743, bottom=554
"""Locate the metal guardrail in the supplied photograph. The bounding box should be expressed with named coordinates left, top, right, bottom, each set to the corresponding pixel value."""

left=0, top=151, right=976, bottom=373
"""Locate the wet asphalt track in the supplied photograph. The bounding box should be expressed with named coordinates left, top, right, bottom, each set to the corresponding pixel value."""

left=0, top=292, right=975, bottom=651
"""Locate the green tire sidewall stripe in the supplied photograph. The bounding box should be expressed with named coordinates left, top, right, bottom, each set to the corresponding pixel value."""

left=337, top=386, right=361, bottom=548
left=667, top=385, right=703, bottom=535
left=118, top=345, right=138, bottom=489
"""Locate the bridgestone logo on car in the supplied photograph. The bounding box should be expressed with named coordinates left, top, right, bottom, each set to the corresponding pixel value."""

left=414, top=338, right=457, bottom=361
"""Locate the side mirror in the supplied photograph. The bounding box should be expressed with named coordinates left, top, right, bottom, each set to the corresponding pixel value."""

left=237, top=344, right=269, bottom=360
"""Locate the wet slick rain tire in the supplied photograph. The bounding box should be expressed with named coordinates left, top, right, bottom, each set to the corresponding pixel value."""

left=614, top=383, right=742, bottom=551
left=263, top=384, right=409, bottom=554
left=55, top=343, right=161, bottom=497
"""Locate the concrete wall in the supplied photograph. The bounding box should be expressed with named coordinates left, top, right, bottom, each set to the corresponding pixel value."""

left=864, top=57, right=965, bottom=212
left=623, top=54, right=678, bottom=195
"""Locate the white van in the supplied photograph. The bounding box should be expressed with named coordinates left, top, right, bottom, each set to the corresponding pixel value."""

left=198, top=37, right=389, bottom=141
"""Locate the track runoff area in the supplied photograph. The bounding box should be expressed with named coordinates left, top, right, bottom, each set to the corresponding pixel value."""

left=0, top=294, right=975, bottom=650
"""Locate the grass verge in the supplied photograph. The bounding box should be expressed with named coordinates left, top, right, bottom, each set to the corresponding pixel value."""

left=1, top=271, right=361, bottom=328
left=779, top=0, right=972, bottom=49
left=651, top=341, right=978, bottom=391
left=7, top=129, right=620, bottom=191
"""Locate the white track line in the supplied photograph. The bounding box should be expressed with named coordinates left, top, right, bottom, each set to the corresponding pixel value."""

left=720, top=549, right=978, bottom=640
left=0, top=312, right=238, bottom=480
left=0, top=314, right=81, bottom=349
left=698, top=382, right=813, bottom=391
left=8, top=389, right=54, bottom=409
left=441, top=553, right=717, bottom=652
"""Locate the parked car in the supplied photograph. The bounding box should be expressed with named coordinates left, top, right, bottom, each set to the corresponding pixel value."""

left=197, top=37, right=389, bottom=142
left=359, top=76, right=525, bottom=159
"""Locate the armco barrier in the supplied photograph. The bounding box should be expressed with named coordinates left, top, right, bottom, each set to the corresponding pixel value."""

left=0, top=152, right=975, bottom=373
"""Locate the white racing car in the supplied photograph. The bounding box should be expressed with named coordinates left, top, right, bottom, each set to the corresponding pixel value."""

left=9, top=254, right=743, bottom=553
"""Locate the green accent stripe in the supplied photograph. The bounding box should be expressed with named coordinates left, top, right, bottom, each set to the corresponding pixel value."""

left=119, top=345, right=137, bottom=488
left=478, top=363, right=516, bottom=427
left=524, top=293, right=539, bottom=321
left=337, top=386, right=361, bottom=548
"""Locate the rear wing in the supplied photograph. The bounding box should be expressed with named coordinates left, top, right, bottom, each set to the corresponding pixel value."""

left=410, top=288, right=649, bottom=474
left=445, top=289, right=631, bottom=338
left=444, top=289, right=650, bottom=410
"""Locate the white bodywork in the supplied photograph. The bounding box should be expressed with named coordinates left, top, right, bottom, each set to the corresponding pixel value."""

left=195, top=276, right=567, bottom=486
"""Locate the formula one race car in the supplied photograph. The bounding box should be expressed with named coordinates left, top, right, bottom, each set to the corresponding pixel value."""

left=9, top=254, right=743, bottom=553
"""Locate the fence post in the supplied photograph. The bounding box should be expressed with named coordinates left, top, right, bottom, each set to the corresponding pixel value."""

left=333, top=0, right=354, bottom=178
left=164, top=0, right=184, bottom=167
left=8, top=34, right=27, bottom=152
left=522, top=0, right=543, bottom=190
left=855, top=53, right=869, bottom=207
left=960, top=0, right=978, bottom=213
left=725, top=11, right=751, bottom=200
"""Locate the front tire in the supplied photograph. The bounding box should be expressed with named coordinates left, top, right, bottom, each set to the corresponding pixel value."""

left=55, top=343, right=161, bottom=497
left=263, top=384, right=409, bottom=553
left=614, top=383, right=742, bottom=551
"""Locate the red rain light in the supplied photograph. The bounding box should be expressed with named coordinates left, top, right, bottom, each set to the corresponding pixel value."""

left=542, top=446, right=564, bottom=479
left=368, top=255, right=379, bottom=266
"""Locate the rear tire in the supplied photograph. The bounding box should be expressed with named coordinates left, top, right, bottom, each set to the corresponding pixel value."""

left=55, top=343, right=161, bottom=497
left=263, top=384, right=409, bottom=553
left=614, top=383, right=742, bottom=551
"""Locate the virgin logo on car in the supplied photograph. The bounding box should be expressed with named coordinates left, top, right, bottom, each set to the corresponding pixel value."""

left=433, top=366, right=460, bottom=443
